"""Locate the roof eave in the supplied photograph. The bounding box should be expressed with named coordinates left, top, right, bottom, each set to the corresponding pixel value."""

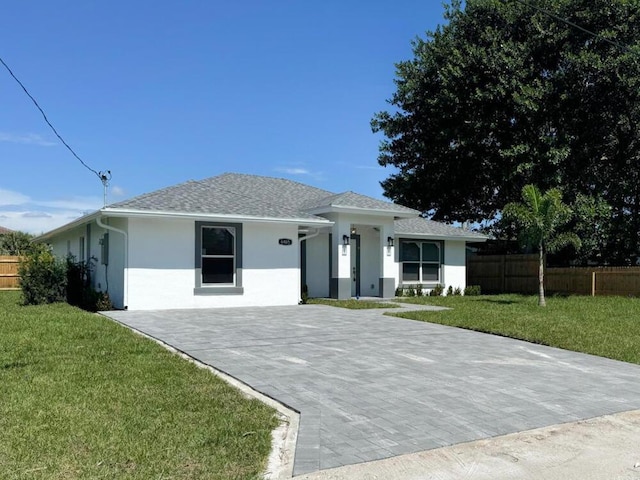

left=306, top=205, right=418, bottom=218
left=100, top=208, right=334, bottom=227
left=394, top=232, right=490, bottom=242
left=34, top=210, right=102, bottom=242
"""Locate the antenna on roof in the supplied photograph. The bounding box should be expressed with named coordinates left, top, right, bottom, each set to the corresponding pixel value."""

left=100, top=170, right=112, bottom=207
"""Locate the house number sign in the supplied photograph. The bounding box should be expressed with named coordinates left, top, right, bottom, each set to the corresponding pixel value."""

left=279, top=238, right=293, bottom=246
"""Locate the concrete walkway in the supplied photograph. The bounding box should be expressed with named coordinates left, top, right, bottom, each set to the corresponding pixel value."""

left=104, top=304, right=640, bottom=476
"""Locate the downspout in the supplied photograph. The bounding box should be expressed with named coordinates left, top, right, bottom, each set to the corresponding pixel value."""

left=298, top=229, right=321, bottom=302
left=96, top=216, right=129, bottom=310
left=298, top=228, right=321, bottom=244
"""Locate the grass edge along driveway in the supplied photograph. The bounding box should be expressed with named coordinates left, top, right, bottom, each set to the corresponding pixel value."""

left=392, top=294, right=640, bottom=365
left=0, top=291, right=278, bottom=480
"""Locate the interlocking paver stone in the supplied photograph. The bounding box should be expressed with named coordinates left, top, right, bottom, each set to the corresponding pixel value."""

left=104, top=304, right=640, bottom=476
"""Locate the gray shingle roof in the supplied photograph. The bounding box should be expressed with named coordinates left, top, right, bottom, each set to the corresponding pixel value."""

left=106, top=173, right=485, bottom=240
left=107, top=173, right=417, bottom=221
left=107, top=174, right=334, bottom=221
left=394, top=217, right=488, bottom=239
left=305, top=191, right=419, bottom=214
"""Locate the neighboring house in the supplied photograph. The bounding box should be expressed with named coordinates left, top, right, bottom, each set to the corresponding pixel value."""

left=36, top=173, right=487, bottom=310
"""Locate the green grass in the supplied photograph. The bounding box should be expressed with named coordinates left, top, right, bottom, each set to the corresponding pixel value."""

left=0, top=291, right=278, bottom=480
left=307, top=298, right=399, bottom=309
left=392, top=294, right=640, bottom=364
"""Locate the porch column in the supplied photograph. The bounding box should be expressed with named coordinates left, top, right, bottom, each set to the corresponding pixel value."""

left=330, top=220, right=351, bottom=299
left=379, top=222, right=396, bottom=298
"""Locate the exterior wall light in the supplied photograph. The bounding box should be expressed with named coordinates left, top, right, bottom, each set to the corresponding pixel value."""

left=387, top=236, right=394, bottom=247
left=343, top=234, right=350, bottom=246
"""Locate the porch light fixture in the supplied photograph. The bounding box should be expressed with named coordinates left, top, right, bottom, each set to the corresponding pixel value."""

left=387, top=236, right=394, bottom=247
left=343, top=234, right=350, bottom=246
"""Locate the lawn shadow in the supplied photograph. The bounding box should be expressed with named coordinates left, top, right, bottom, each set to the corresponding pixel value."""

left=477, top=298, right=519, bottom=305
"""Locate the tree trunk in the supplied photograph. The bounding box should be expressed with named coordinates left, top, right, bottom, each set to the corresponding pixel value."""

left=538, top=244, right=546, bottom=307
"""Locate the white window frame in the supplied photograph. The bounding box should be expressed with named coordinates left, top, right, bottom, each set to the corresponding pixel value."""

left=400, top=240, right=442, bottom=285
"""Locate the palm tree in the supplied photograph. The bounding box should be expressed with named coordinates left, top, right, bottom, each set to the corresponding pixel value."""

left=503, top=185, right=580, bottom=306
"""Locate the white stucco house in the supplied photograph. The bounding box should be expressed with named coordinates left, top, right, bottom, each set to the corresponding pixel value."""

left=37, top=173, right=487, bottom=310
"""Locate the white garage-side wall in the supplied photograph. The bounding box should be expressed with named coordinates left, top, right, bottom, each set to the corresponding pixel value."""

left=443, top=240, right=466, bottom=293
left=126, top=217, right=300, bottom=310
left=305, top=233, right=329, bottom=298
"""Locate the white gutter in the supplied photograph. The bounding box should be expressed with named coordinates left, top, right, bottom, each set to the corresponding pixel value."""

left=101, top=208, right=333, bottom=227
left=304, top=205, right=418, bottom=219
left=96, top=216, right=129, bottom=310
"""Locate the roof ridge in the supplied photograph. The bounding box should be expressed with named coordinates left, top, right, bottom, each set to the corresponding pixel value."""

left=208, top=172, right=335, bottom=196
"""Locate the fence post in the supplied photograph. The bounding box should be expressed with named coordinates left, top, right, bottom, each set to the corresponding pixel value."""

left=501, top=255, right=506, bottom=293
left=591, top=271, right=596, bottom=297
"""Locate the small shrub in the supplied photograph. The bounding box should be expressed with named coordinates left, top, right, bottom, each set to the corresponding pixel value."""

left=95, top=292, right=113, bottom=311
left=395, top=286, right=403, bottom=297
left=430, top=284, right=444, bottom=296
left=19, top=249, right=67, bottom=305
left=464, top=285, right=482, bottom=296
left=416, top=284, right=423, bottom=296
left=453, top=287, right=462, bottom=296
left=300, top=284, right=309, bottom=305
left=446, top=285, right=454, bottom=296
left=406, top=286, right=416, bottom=297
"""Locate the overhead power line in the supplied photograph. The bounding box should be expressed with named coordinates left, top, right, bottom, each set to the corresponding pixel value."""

left=508, top=0, right=635, bottom=55
left=0, top=55, right=103, bottom=180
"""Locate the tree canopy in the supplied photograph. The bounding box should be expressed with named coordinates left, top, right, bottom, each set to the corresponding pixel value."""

left=372, top=0, right=640, bottom=264
left=0, top=231, right=36, bottom=256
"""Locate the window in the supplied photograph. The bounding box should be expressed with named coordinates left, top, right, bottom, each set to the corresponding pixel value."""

left=194, top=222, right=243, bottom=295
left=201, top=226, right=235, bottom=284
left=79, top=236, right=85, bottom=262
left=400, top=240, right=442, bottom=284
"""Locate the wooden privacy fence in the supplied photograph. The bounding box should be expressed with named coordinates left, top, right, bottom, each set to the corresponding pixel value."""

left=0, top=256, right=20, bottom=290
left=467, top=254, right=640, bottom=297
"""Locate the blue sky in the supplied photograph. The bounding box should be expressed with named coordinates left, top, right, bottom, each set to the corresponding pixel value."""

left=1, top=1, right=449, bottom=234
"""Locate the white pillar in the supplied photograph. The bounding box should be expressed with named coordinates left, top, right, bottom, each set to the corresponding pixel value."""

left=331, top=219, right=351, bottom=299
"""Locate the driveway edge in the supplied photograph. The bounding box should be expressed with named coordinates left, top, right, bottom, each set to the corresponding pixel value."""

left=103, top=314, right=299, bottom=480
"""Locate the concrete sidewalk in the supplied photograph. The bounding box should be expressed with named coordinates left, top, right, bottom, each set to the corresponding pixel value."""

left=104, top=304, right=640, bottom=476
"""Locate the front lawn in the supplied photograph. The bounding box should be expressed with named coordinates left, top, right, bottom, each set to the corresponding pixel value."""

left=0, top=291, right=278, bottom=479
left=308, top=298, right=399, bottom=309
left=392, top=294, right=640, bottom=364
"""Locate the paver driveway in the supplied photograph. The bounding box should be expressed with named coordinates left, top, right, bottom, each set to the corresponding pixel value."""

left=104, top=305, right=640, bottom=476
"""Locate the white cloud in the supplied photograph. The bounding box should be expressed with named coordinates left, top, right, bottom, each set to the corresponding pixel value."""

left=0, top=187, right=102, bottom=234
left=21, top=211, right=53, bottom=218
left=111, top=185, right=125, bottom=197
left=37, top=197, right=102, bottom=211
left=354, top=165, right=383, bottom=170
left=275, top=167, right=311, bottom=175
left=0, top=188, right=30, bottom=206
left=0, top=132, right=57, bottom=147
left=0, top=210, right=85, bottom=235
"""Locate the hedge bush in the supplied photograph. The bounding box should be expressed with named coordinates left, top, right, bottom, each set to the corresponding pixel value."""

left=19, top=250, right=67, bottom=305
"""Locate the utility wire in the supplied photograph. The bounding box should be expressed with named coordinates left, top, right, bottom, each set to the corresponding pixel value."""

left=0, top=55, right=102, bottom=180
left=508, top=0, right=635, bottom=55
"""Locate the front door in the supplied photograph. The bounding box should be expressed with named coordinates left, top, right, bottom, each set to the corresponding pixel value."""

left=350, top=234, right=361, bottom=297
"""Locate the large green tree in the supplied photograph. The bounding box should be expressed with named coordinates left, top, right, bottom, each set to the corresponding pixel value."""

left=503, top=185, right=580, bottom=306
left=372, top=0, right=640, bottom=264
